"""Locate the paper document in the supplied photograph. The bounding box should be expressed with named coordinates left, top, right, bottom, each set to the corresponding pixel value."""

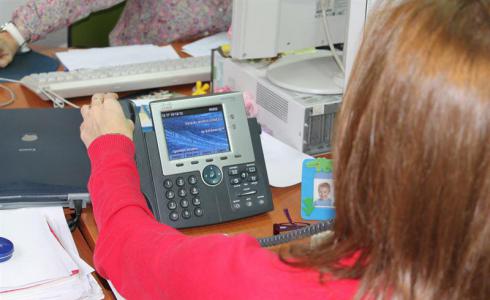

left=182, top=32, right=230, bottom=57
left=0, top=207, right=103, bottom=300
left=260, top=132, right=313, bottom=187
left=56, top=44, right=180, bottom=70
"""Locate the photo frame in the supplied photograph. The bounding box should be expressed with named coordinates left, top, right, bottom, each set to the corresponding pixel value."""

left=301, top=158, right=335, bottom=221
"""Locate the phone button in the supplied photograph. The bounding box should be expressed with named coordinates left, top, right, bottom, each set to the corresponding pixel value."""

left=202, top=165, right=222, bottom=186
left=169, top=211, right=179, bottom=221
left=176, top=177, right=185, bottom=187
left=188, top=175, right=198, bottom=185
left=190, top=186, right=199, bottom=195
left=167, top=201, right=177, bottom=210
left=239, top=190, right=257, bottom=197
left=180, top=199, right=189, bottom=208
left=182, top=209, right=191, bottom=219
left=248, top=175, right=258, bottom=182
left=192, top=197, right=201, bottom=206
left=163, top=179, right=173, bottom=189
left=165, top=190, right=175, bottom=199
left=178, top=188, right=187, bottom=197
left=194, top=207, right=204, bottom=217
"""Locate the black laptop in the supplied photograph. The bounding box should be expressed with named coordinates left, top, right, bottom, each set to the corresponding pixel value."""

left=0, top=108, right=90, bottom=209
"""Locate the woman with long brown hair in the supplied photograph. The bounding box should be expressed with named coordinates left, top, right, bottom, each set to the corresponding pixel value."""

left=289, top=0, right=490, bottom=298
left=79, top=0, right=489, bottom=299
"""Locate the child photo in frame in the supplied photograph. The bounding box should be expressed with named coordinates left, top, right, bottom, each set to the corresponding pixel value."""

left=301, top=158, right=335, bottom=221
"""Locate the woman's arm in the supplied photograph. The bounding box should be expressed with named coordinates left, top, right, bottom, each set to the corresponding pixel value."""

left=87, top=135, right=285, bottom=299
left=11, top=0, right=125, bottom=42
left=81, top=94, right=358, bottom=299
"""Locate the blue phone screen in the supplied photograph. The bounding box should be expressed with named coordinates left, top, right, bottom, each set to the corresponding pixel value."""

left=161, top=105, right=230, bottom=160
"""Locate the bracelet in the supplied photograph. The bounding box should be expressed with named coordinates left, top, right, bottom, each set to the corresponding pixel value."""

left=0, top=22, right=30, bottom=53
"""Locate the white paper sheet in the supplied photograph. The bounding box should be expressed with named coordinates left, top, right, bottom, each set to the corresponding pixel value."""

left=0, top=207, right=103, bottom=300
left=56, top=44, right=180, bottom=70
left=182, top=32, right=230, bottom=57
left=40, top=207, right=94, bottom=276
left=260, top=132, right=313, bottom=187
left=0, top=209, right=78, bottom=292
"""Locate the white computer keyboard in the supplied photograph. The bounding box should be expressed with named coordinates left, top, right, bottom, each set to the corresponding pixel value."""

left=21, top=56, right=211, bottom=100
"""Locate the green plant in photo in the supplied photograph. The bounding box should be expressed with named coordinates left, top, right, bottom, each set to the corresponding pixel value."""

left=305, top=158, right=333, bottom=173
left=302, top=197, right=315, bottom=216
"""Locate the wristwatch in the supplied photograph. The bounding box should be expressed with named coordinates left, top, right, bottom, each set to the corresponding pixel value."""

left=0, top=22, right=30, bottom=53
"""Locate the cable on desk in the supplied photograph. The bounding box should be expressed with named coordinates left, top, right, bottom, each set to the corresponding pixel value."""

left=0, top=77, right=19, bottom=108
left=257, top=219, right=335, bottom=248
left=68, top=199, right=83, bottom=232
left=41, top=88, right=80, bottom=109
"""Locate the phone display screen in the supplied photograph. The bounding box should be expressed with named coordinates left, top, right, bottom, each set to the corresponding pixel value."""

left=161, top=105, right=231, bottom=160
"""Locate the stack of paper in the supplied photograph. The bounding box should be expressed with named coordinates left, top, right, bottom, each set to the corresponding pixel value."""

left=0, top=207, right=104, bottom=300
left=56, top=44, right=181, bottom=70
left=182, top=32, right=230, bottom=57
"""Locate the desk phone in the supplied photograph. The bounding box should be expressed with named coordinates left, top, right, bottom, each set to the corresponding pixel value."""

left=124, top=92, right=273, bottom=228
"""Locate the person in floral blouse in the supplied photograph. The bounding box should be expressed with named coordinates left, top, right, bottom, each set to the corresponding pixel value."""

left=0, top=0, right=231, bottom=68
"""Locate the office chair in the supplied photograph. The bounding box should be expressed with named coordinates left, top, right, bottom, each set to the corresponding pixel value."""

left=68, top=2, right=126, bottom=48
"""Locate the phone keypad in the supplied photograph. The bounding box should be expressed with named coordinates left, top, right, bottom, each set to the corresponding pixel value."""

left=227, top=164, right=262, bottom=211
left=163, top=174, right=204, bottom=222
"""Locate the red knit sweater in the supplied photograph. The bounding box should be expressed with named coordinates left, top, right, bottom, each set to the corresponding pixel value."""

left=87, top=134, right=359, bottom=299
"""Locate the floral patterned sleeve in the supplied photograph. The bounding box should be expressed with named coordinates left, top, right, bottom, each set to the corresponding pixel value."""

left=11, top=0, right=125, bottom=42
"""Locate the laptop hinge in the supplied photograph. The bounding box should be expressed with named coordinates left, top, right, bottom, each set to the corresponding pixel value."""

left=67, top=193, right=90, bottom=209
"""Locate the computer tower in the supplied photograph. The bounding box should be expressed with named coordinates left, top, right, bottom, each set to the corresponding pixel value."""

left=212, top=51, right=341, bottom=155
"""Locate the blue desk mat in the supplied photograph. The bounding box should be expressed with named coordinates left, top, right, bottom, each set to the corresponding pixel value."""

left=0, top=51, right=60, bottom=82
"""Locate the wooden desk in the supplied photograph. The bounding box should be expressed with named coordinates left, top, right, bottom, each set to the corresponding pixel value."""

left=5, top=79, right=306, bottom=239
left=3, top=47, right=321, bottom=298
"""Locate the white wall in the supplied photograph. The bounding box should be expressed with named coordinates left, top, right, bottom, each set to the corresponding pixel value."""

left=0, top=0, right=67, bottom=47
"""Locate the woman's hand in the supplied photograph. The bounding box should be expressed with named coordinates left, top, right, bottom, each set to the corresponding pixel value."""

left=80, top=93, right=134, bottom=148
left=0, top=32, right=19, bottom=68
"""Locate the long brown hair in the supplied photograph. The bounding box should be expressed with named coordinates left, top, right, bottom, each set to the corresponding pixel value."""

left=288, top=0, right=490, bottom=299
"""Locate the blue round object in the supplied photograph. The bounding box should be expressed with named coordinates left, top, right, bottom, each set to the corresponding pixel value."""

left=0, top=237, right=14, bottom=263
